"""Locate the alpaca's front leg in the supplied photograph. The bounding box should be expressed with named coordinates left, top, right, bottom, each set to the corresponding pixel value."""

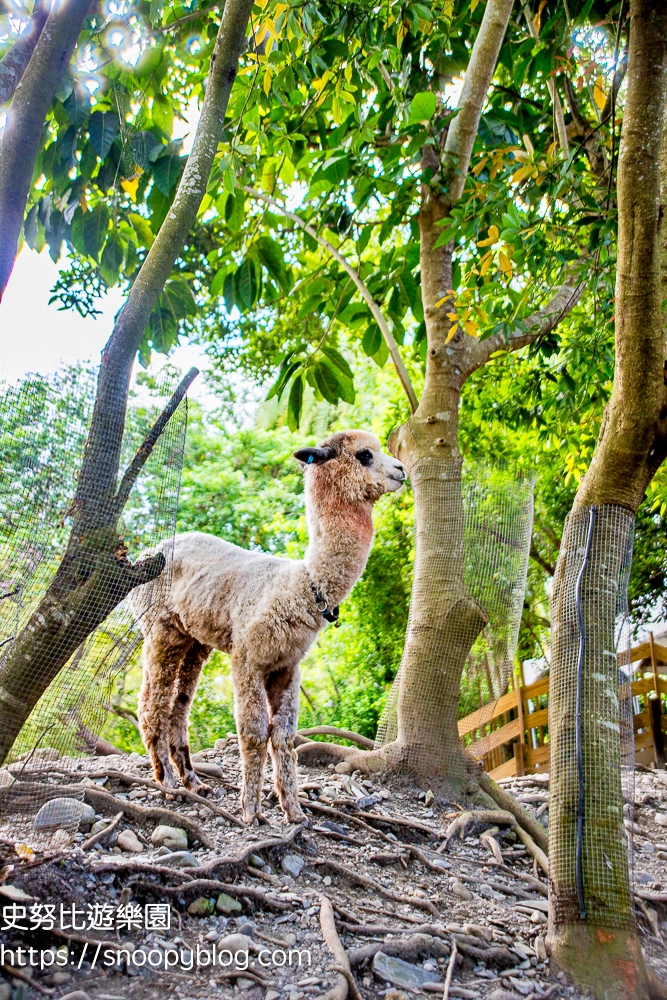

left=266, top=665, right=306, bottom=825
left=233, top=655, right=269, bottom=824
left=138, top=623, right=182, bottom=790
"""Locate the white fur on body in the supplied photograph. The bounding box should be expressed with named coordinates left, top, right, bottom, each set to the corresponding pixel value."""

left=132, top=431, right=405, bottom=824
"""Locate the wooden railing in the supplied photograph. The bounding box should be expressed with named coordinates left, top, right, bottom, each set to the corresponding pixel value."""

left=459, top=636, right=667, bottom=780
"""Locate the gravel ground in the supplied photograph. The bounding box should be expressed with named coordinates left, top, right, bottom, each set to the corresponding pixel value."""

left=0, top=741, right=664, bottom=1000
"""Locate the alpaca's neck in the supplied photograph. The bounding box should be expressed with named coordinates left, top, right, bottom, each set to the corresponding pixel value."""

left=303, top=491, right=374, bottom=606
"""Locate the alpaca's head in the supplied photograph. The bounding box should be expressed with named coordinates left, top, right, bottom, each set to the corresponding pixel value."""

left=293, top=430, right=406, bottom=505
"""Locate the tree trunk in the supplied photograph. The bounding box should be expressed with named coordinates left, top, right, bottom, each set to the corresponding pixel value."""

left=547, top=2, right=667, bottom=996
left=0, top=0, right=254, bottom=765
left=0, top=0, right=95, bottom=299
left=0, top=0, right=50, bottom=107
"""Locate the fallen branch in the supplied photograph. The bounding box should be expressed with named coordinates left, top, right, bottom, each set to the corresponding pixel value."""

left=296, top=727, right=375, bottom=751
left=318, top=892, right=363, bottom=1000
left=488, top=862, right=548, bottom=896
left=479, top=773, right=548, bottom=855
left=479, top=830, right=504, bottom=865
left=439, top=809, right=515, bottom=851
left=455, top=872, right=534, bottom=901
left=187, top=826, right=303, bottom=878
left=452, top=934, right=516, bottom=968
left=340, top=922, right=447, bottom=940
left=81, top=810, right=123, bottom=851
left=315, top=858, right=438, bottom=915
left=82, top=785, right=214, bottom=847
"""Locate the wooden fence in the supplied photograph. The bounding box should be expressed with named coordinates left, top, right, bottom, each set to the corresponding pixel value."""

left=459, top=634, right=667, bottom=780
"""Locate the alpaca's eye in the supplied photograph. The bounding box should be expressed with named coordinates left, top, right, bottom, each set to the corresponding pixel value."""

left=355, top=449, right=373, bottom=466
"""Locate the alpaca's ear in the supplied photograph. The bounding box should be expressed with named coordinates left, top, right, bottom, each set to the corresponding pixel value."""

left=293, top=447, right=336, bottom=466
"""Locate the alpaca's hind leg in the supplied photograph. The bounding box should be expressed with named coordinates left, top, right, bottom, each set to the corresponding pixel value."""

left=266, top=665, right=305, bottom=824
left=168, top=640, right=212, bottom=796
left=138, top=618, right=187, bottom=789
left=232, top=654, right=269, bottom=824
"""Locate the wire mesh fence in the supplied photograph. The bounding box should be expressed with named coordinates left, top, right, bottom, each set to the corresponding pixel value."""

left=375, top=458, right=534, bottom=772
left=549, top=503, right=636, bottom=929
left=0, top=367, right=187, bottom=850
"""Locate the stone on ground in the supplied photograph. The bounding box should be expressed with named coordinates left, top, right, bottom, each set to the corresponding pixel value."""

left=33, top=797, right=94, bottom=831
left=281, top=854, right=305, bottom=878
left=216, top=891, right=242, bottom=914
left=160, top=850, right=198, bottom=867
left=151, top=824, right=188, bottom=850
left=117, top=829, right=144, bottom=853
left=187, top=896, right=215, bottom=917
left=372, top=951, right=442, bottom=989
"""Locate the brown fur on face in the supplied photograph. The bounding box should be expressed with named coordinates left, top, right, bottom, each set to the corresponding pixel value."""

left=132, top=429, right=405, bottom=824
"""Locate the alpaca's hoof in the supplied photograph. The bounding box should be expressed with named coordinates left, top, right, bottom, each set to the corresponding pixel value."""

left=190, top=780, right=213, bottom=798
left=284, top=807, right=307, bottom=825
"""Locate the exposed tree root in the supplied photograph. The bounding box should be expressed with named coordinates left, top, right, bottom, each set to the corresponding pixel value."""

left=82, top=785, right=214, bottom=846
left=130, top=877, right=290, bottom=911
left=515, top=824, right=549, bottom=875
left=479, top=772, right=548, bottom=854
left=1, top=962, right=55, bottom=994
left=440, top=809, right=515, bottom=849
left=315, top=857, right=439, bottom=915
left=80, top=809, right=123, bottom=851
left=318, top=892, right=363, bottom=1000
left=347, top=932, right=450, bottom=966
left=296, top=726, right=375, bottom=750
left=442, top=940, right=459, bottom=1000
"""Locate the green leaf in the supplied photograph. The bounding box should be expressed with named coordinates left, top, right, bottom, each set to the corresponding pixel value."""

left=152, top=93, right=174, bottom=137
left=312, top=361, right=341, bottom=404
left=266, top=360, right=301, bottom=400
left=23, top=205, right=39, bottom=249
left=408, top=91, right=436, bottom=123
left=317, top=155, right=350, bottom=185
left=83, top=205, right=109, bottom=262
left=236, top=257, right=259, bottom=310
left=361, top=323, right=382, bottom=358
left=128, top=212, right=155, bottom=249
left=320, top=345, right=353, bottom=380
left=100, top=231, right=124, bottom=286
left=63, top=87, right=91, bottom=127
left=153, top=154, right=183, bottom=195
left=131, top=131, right=163, bottom=170
left=210, top=267, right=227, bottom=297
left=225, top=192, right=245, bottom=234
left=223, top=272, right=236, bottom=312
left=255, top=235, right=288, bottom=290
left=287, top=374, right=304, bottom=431
left=163, top=277, right=197, bottom=319
left=88, top=111, right=120, bottom=159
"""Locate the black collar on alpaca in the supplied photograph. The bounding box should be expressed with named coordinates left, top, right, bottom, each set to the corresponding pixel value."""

left=311, top=585, right=341, bottom=627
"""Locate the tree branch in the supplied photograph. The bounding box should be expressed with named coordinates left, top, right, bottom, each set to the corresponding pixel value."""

left=441, top=0, right=514, bottom=209
left=114, top=366, right=198, bottom=509
left=473, top=263, right=586, bottom=370
left=0, top=0, right=95, bottom=299
left=0, top=0, right=50, bottom=106
left=244, top=186, right=419, bottom=413
left=520, top=0, right=569, bottom=156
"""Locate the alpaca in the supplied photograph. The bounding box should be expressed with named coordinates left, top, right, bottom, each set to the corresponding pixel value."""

left=132, top=430, right=405, bottom=824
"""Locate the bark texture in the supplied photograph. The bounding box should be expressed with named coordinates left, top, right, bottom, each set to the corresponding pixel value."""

left=0, top=0, right=50, bottom=106
left=0, top=0, right=95, bottom=299
left=547, top=2, right=667, bottom=995
left=0, top=0, right=254, bottom=764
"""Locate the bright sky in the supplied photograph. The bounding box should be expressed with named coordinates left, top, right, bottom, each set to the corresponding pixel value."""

left=0, top=245, right=215, bottom=403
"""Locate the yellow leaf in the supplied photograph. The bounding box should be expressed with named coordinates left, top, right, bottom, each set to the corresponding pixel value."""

left=477, top=224, right=499, bottom=247
left=344, top=63, right=352, bottom=84
left=522, top=133, right=534, bottom=157
left=332, top=95, right=342, bottom=125
left=479, top=250, right=493, bottom=276
left=593, top=79, right=606, bottom=111
left=14, top=844, right=33, bottom=861
left=396, top=20, right=406, bottom=45
left=499, top=251, right=513, bottom=279
left=511, top=164, right=533, bottom=184
left=472, top=157, right=488, bottom=176
left=121, top=176, right=140, bottom=202
left=263, top=67, right=273, bottom=96
left=470, top=0, right=479, bottom=10
left=463, top=319, right=478, bottom=337
left=534, top=0, right=547, bottom=34
left=434, top=295, right=451, bottom=308
left=446, top=323, right=459, bottom=342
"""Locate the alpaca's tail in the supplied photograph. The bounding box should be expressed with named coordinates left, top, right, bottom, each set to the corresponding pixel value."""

left=128, top=537, right=174, bottom=635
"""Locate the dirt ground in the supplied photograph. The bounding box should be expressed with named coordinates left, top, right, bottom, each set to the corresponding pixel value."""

left=0, top=740, right=665, bottom=1000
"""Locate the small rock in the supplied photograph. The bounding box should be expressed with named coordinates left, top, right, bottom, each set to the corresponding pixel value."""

left=463, top=923, right=493, bottom=941
left=322, top=875, right=332, bottom=886
left=160, top=850, right=198, bottom=868
left=655, top=813, right=667, bottom=827
left=488, top=991, right=522, bottom=1000
left=0, top=983, right=10, bottom=1000
left=237, top=978, right=255, bottom=991
left=534, top=935, right=547, bottom=962
left=50, top=829, right=72, bottom=848
left=218, top=933, right=252, bottom=958
left=451, top=881, right=473, bottom=901
left=248, top=853, right=265, bottom=867
left=372, top=952, right=441, bottom=988
left=0, top=770, right=14, bottom=791
left=59, top=992, right=93, bottom=1000
left=334, top=761, right=352, bottom=774
left=357, top=794, right=382, bottom=809
left=385, top=992, right=411, bottom=1000
left=320, top=820, right=347, bottom=835
left=0, top=884, right=33, bottom=902
left=205, top=929, right=220, bottom=942
left=49, top=971, right=72, bottom=985
left=281, top=854, right=305, bottom=878
left=117, top=829, right=144, bottom=853
left=188, top=896, right=215, bottom=917
left=33, top=797, right=94, bottom=831
left=530, top=910, right=547, bottom=924
left=424, top=790, right=435, bottom=806
left=216, top=891, right=242, bottom=915
left=265, top=991, right=281, bottom=1000
left=151, top=824, right=188, bottom=850
left=194, top=761, right=224, bottom=778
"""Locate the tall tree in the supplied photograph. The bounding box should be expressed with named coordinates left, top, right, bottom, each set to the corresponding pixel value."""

left=547, top=2, right=667, bottom=998
left=0, top=0, right=254, bottom=762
